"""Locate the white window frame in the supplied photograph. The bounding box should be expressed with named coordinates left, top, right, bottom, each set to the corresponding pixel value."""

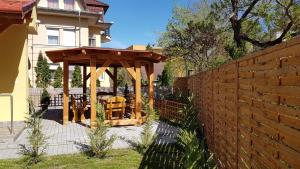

left=64, top=0, right=75, bottom=10
left=63, top=29, right=76, bottom=47
left=47, top=28, right=60, bottom=45
left=89, top=35, right=96, bottom=47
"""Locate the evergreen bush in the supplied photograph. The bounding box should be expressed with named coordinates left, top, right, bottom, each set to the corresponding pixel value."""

left=87, top=103, right=116, bottom=158
left=35, top=52, right=51, bottom=88
left=53, top=66, right=63, bottom=88
left=40, top=89, right=50, bottom=111
left=71, top=65, right=82, bottom=88
left=19, top=100, right=48, bottom=165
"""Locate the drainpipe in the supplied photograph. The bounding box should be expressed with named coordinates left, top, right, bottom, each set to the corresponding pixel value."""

left=78, top=10, right=81, bottom=47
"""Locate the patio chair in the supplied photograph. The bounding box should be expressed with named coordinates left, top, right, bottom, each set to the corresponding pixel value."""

left=71, top=96, right=79, bottom=122
left=105, top=96, right=126, bottom=120
left=71, top=97, right=88, bottom=123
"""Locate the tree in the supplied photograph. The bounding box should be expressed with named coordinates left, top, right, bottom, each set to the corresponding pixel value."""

left=53, top=66, right=63, bottom=88
left=71, top=65, right=82, bottom=88
left=19, top=100, right=48, bottom=165
left=159, top=2, right=229, bottom=71
left=35, top=52, right=51, bottom=88
left=212, top=0, right=300, bottom=48
left=87, top=103, right=116, bottom=158
left=158, top=62, right=173, bottom=87
left=96, top=79, right=101, bottom=87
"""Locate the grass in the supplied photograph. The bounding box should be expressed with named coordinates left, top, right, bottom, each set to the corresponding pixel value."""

left=0, top=149, right=141, bottom=169
left=0, top=147, right=183, bottom=169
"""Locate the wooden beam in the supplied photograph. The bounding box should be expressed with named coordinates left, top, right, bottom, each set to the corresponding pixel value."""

left=135, top=61, right=142, bottom=122
left=83, top=66, right=87, bottom=101
left=90, top=57, right=97, bottom=128
left=105, top=69, right=115, bottom=80
left=118, top=59, right=136, bottom=80
left=96, top=60, right=112, bottom=78
left=113, top=67, right=118, bottom=96
left=147, top=63, right=154, bottom=110
left=63, top=60, right=69, bottom=125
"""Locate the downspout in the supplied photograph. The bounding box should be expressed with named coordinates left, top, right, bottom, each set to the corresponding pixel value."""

left=78, top=10, right=81, bottom=47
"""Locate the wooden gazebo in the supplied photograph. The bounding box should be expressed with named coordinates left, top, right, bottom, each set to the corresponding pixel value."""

left=46, top=47, right=166, bottom=127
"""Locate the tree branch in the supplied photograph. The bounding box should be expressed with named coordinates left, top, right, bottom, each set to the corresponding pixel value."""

left=240, top=0, right=260, bottom=21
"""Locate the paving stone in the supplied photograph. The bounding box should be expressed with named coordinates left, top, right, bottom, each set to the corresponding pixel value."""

left=0, top=109, right=179, bottom=160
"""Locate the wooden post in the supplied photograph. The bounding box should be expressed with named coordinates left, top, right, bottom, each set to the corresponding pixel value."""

left=83, top=66, right=87, bottom=101
left=63, top=60, right=69, bottom=125
left=147, top=63, right=154, bottom=110
left=135, top=61, right=142, bottom=122
left=113, top=67, right=118, bottom=96
left=90, top=57, right=97, bottom=128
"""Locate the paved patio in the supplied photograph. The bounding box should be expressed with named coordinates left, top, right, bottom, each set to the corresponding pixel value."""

left=0, top=109, right=179, bottom=160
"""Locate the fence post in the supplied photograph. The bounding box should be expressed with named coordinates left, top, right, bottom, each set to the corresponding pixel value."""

left=235, top=60, right=239, bottom=169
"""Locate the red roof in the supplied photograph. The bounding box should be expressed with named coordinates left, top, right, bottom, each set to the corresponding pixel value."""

left=0, top=0, right=36, bottom=18
left=83, top=0, right=109, bottom=13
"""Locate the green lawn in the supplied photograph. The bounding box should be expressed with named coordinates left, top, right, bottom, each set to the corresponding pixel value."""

left=0, top=146, right=183, bottom=169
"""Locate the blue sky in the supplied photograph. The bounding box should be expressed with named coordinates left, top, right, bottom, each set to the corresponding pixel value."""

left=101, top=0, right=195, bottom=48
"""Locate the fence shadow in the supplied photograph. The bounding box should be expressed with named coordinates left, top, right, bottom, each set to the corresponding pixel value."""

left=138, top=121, right=184, bottom=169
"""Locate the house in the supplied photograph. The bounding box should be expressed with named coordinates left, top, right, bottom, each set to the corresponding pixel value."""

left=0, top=0, right=38, bottom=123
left=127, top=45, right=165, bottom=81
left=28, top=0, right=112, bottom=87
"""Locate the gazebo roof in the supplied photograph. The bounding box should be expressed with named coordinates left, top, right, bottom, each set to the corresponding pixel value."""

left=46, top=47, right=167, bottom=67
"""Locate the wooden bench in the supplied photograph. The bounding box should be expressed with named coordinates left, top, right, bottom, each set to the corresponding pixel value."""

left=105, top=96, right=126, bottom=120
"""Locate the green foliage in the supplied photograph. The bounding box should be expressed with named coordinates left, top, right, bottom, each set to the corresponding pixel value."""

left=40, top=89, right=50, bottom=111
left=180, top=95, right=199, bottom=132
left=157, top=62, right=173, bottom=87
left=129, top=103, right=157, bottom=154
left=35, top=52, right=51, bottom=88
left=28, top=78, right=32, bottom=88
left=71, top=66, right=82, bottom=88
left=96, top=79, right=101, bottom=87
left=117, top=68, right=133, bottom=87
left=53, top=66, right=63, bottom=88
left=19, top=100, right=48, bottom=165
left=211, top=0, right=300, bottom=47
left=87, top=103, right=116, bottom=158
left=177, top=130, right=216, bottom=169
left=159, top=2, right=229, bottom=71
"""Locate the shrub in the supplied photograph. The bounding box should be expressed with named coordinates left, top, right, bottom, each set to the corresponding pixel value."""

left=19, top=100, right=48, bottom=165
left=87, top=103, right=116, bottom=158
left=129, top=104, right=157, bottom=154
left=40, top=89, right=50, bottom=111
left=71, top=65, right=82, bottom=88
left=180, top=95, right=199, bottom=132
left=53, top=66, right=63, bottom=88
left=35, top=52, right=51, bottom=88
left=177, top=129, right=216, bottom=169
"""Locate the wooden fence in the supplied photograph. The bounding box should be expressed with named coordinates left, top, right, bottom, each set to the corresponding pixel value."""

left=175, top=37, right=300, bottom=169
left=155, top=100, right=186, bottom=123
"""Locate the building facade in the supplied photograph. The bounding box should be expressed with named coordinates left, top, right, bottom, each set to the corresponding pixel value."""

left=0, top=0, right=38, bottom=122
left=28, top=0, right=112, bottom=87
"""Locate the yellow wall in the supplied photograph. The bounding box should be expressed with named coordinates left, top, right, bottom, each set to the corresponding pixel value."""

left=0, top=24, right=29, bottom=121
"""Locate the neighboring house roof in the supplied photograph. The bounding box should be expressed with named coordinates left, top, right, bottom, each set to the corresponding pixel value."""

left=0, top=0, right=36, bottom=19
left=83, top=0, right=109, bottom=14
left=127, top=45, right=165, bottom=80
left=0, top=0, right=36, bottom=33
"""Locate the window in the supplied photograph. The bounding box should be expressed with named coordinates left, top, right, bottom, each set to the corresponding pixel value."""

left=89, top=37, right=96, bottom=47
left=47, top=28, right=59, bottom=45
left=63, top=29, right=75, bottom=46
left=64, top=0, right=74, bottom=10
left=100, top=73, right=105, bottom=82
left=48, top=0, right=59, bottom=8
